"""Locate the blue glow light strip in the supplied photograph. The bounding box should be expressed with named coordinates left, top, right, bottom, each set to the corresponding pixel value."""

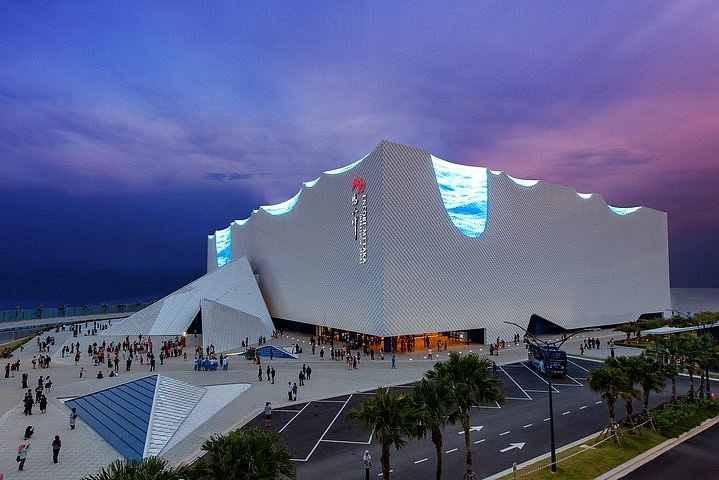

left=214, top=226, right=231, bottom=268
left=260, top=189, right=302, bottom=216
left=608, top=205, right=641, bottom=215
left=576, top=192, right=592, bottom=199
left=431, top=155, right=488, bottom=238
left=303, top=177, right=320, bottom=188
left=323, top=153, right=368, bottom=175
left=507, top=174, right=539, bottom=187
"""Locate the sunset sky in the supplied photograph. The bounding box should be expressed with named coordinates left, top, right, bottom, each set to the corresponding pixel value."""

left=1, top=1, right=718, bottom=309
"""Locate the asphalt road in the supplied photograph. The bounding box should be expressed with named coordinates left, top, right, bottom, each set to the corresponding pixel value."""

left=243, top=357, right=693, bottom=479
left=619, top=421, right=719, bottom=479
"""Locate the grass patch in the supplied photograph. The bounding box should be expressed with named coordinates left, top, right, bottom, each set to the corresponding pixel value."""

left=1, top=332, right=41, bottom=358
left=614, top=339, right=652, bottom=349
left=500, top=430, right=666, bottom=479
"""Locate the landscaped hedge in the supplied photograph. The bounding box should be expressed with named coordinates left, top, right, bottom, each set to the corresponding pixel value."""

left=653, top=398, right=719, bottom=438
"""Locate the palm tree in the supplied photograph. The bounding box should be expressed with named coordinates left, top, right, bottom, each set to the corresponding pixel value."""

left=348, top=387, right=418, bottom=479
left=83, top=456, right=191, bottom=480
left=426, top=352, right=504, bottom=480
left=634, top=355, right=667, bottom=418
left=191, top=428, right=295, bottom=480
left=679, top=334, right=701, bottom=399
left=588, top=364, right=630, bottom=442
left=695, top=334, right=716, bottom=399
left=412, top=377, right=451, bottom=480
left=656, top=334, right=682, bottom=403
left=607, top=356, right=641, bottom=429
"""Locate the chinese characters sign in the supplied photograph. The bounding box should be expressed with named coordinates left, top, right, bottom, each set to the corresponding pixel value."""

left=351, top=177, right=367, bottom=264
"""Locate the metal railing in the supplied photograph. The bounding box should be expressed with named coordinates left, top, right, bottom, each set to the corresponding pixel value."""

left=0, top=301, right=154, bottom=323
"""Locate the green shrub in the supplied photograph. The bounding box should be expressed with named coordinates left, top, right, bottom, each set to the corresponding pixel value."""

left=653, top=398, right=719, bottom=437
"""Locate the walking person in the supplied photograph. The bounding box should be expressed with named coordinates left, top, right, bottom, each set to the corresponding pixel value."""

left=391, top=354, right=396, bottom=369
left=258, top=365, right=263, bottom=381
left=52, top=435, right=62, bottom=463
left=271, top=367, right=276, bottom=384
left=287, top=382, right=293, bottom=401
left=18, top=442, right=31, bottom=470
left=363, top=450, right=372, bottom=480
left=263, top=402, right=272, bottom=427
left=292, top=382, right=298, bottom=401
left=69, top=408, right=78, bottom=430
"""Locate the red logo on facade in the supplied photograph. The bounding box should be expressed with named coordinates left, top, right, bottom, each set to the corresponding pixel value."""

left=351, top=177, right=365, bottom=194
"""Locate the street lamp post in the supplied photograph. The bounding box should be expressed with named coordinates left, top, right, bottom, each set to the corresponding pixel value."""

left=504, top=321, right=595, bottom=473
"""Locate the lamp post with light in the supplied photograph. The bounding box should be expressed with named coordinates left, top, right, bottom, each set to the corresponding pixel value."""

left=504, top=321, right=595, bottom=473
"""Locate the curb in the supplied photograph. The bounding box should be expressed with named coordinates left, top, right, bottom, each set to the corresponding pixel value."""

left=595, top=415, right=719, bottom=480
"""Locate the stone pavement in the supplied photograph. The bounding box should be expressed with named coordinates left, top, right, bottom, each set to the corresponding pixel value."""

left=0, top=321, right=630, bottom=479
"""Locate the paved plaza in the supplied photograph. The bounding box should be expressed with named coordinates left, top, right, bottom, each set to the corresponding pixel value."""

left=0, top=319, right=631, bottom=479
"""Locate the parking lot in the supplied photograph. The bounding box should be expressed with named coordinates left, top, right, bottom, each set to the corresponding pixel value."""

left=243, top=356, right=678, bottom=478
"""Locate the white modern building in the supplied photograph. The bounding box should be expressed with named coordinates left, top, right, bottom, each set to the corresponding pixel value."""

left=203, top=140, right=670, bottom=346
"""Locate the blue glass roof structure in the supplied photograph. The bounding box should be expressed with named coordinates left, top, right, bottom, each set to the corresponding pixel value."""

left=66, top=375, right=156, bottom=461
left=256, top=345, right=297, bottom=359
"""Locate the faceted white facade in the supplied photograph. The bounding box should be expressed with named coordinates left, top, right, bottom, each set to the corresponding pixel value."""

left=208, top=141, right=671, bottom=342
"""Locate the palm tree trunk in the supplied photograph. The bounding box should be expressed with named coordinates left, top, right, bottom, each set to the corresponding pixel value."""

left=689, top=371, right=695, bottom=398
left=608, top=402, right=616, bottom=436
left=643, top=391, right=650, bottom=416
left=382, top=443, right=390, bottom=479
left=699, top=368, right=706, bottom=399
left=671, top=375, right=677, bottom=404
left=431, top=427, right=443, bottom=480
left=463, top=408, right=473, bottom=478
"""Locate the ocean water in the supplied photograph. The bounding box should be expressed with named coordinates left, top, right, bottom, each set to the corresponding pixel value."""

left=671, top=288, right=719, bottom=315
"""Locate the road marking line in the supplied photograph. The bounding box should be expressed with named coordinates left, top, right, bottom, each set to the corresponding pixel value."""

left=278, top=402, right=311, bottom=433
left=523, top=424, right=532, bottom=428
left=520, top=362, right=560, bottom=393
left=322, top=439, right=372, bottom=445
left=295, top=394, right=352, bottom=462
left=596, top=400, right=603, bottom=404
left=568, top=359, right=591, bottom=372
left=543, top=418, right=550, bottom=422
left=414, top=458, right=428, bottom=464
left=377, top=470, right=393, bottom=476
left=579, top=405, right=588, bottom=410
left=500, top=365, right=533, bottom=400
left=474, top=438, right=486, bottom=444
left=500, top=431, right=510, bottom=436
left=562, top=411, right=571, bottom=415
left=446, top=448, right=458, bottom=454
left=566, top=374, right=584, bottom=386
